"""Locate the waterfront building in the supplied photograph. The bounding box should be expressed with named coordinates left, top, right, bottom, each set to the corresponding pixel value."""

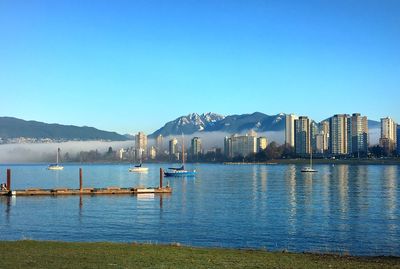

left=320, top=120, right=330, bottom=152
left=380, top=117, right=397, bottom=155
left=310, top=121, right=319, bottom=153
left=169, top=138, right=178, bottom=159
left=118, top=148, right=125, bottom=160
left=397, top=125, right=400, bottom=155
left=285, top=114, right=298, bottom=147
left=294, top=116, right=310, bottom=155
left=191, top=137, right=202, bottom=158
left=329, top=114, right=350, bottom=155
left=350, top=113, right=368, bottom=156
left=315, top=134, right=325, bottom=154
left=155, top=134, right=163, bottom=154
left=135, top=131, right=148, bottom=160
left=148, top=146, right=157, bottom=160
left=257, top=136, right=268, bottom=152
left=231, top=131, right=257, bottom=157
left=224, top=136, right=232, bottom=158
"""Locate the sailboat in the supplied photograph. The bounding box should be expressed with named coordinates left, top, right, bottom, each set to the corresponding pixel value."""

left=48, top=148, right=64, bottom=170
left=129, top=150, right=149, bottom=172
left=301, top=147, right=317, bottom=173
left=129, top=163, right=149, bottom=173
left=164, top=135, right=196, bottom=177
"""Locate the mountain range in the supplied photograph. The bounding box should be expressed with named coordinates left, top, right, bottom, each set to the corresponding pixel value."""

left=0, top=117, right=128, bottom=141
left=149, top=112, right=380, bottom=138
left=0, top=113, right=380, bottom=143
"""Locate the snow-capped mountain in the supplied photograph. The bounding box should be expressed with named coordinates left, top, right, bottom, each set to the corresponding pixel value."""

left=149, top=112, right=285, bottom=137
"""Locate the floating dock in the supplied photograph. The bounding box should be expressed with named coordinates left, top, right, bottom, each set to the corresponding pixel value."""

left=0, top=168, right=172, bottom=197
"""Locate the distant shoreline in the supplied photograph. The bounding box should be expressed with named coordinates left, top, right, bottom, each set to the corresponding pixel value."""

left=1, top=158, right=400, bottom=166
left=223, top=158, right=400, bottom=165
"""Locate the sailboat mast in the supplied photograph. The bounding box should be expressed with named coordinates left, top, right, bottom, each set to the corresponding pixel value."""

left=182, top=134, right=185, bottom=166
left=57, top=148, right=60, bottom=165
left=310, top=147, right=312, bottom=169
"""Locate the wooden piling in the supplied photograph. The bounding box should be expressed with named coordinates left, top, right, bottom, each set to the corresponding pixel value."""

left=6, top=169, right=11, bottom=191
left=159, top=168, right=163, bottom=188
left=79, top=168, right=83, bottom=192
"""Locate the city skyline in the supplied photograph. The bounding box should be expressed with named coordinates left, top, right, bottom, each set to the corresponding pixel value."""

left=1, top=1, right=399, bottom=134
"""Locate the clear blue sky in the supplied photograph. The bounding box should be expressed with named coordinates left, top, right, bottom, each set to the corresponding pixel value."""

left=0, top=0, right=399, bottom=134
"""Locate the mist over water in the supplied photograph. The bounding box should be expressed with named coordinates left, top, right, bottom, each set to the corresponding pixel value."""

left=0, top=127, right=380, bottom=163
left=0, top=141, right=134, bottom=163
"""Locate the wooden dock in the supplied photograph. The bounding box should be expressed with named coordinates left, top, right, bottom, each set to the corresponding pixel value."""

left=0, top=187, right=171, bottom=196
left=0, top=168, right=172, bottom=197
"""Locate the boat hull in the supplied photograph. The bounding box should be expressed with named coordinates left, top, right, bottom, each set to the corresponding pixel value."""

left=128, top=167, right=149, bottom=172
left=301, top=167, right=317, bottom=173
left=164, top=171, right=196, bottom=177
left=47, top=165, right=64, bottom=171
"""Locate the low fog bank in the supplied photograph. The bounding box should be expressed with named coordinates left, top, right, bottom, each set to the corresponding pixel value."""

left=152, top=131, right=285, bottom=150
left=0, top=128, right=380, bottom=163
left=0, top=140, right=134, bottom=163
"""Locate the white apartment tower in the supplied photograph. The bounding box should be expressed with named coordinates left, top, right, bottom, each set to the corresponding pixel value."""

left=285, top=114, right=298, bottom=147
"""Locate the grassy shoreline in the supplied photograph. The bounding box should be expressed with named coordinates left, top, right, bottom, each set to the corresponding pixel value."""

left=0, top=240, right=399, bottom=269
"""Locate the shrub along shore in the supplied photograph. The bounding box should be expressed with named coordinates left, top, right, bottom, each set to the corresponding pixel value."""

left=0, top=241, right=399, bottom=269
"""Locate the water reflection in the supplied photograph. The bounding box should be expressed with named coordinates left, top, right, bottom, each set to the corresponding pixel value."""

left=337, top=165, right=349, bottom=216
left=0, top=163, right=399, bottom=256
left=285, top=165, right=297, bottom=236
left=383, top=166, right=398, bottom=233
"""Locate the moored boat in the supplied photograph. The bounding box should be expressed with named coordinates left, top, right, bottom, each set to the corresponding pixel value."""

left=301, top=148, right=317, bottom=173
left=48, top=148, right=64, bottom=170
left=164, top=134, right=196, bottom=177
left=128, top=163, right=149, bottom=173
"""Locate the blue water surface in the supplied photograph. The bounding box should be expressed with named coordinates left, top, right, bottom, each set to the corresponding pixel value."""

left=0, top=163, right=399, bottom=256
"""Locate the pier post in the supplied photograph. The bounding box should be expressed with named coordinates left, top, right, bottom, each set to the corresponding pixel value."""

left=6, top=169, right=11, bottom=191
left=79, top=168, right=83, bottom=192
left=159, top=168, right=163, bottom=188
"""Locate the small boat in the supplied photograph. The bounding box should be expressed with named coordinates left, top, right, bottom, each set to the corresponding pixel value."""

left=128, top=163, right=149, bottom=173
left=48, top=148, right=64, bottom=170
left=301, top=148, right=317, bottom=173
left=164, top=134, right=196, bottom=177
left=164, top=165, right=196, bottom=177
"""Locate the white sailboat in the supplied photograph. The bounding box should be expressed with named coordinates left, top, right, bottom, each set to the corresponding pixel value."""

left=129, top=150, right=149, bottom=172
left=164, top=134, right=196, bottom=177
left=301, top=148, right=317, bottom=173
left=128, top=163, right=149, bottom=173
left=48, top=148, right=64, bottom=170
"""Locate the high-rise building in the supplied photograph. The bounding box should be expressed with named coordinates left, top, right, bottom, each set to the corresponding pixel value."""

left=135, top=131, right=148, bottom=160
left=397, top=125, right=400, bottom=155
left=350, top=113, right=368, bottom=156
left=155, top=134, right=163, bottom=154
left=310, top=121, right=319, bottom=153
left=148, top=146, right=157, bottom=160
left=285, top=114, right=298, bottom=147
left=191, top=137, right=202, bottom=157
left=320, top=120, right=330, bottom=152
left=231, top=131, right=257, bottom=157
left=169, top=138, right=178, bottom=158
left=329, top=114, right=350, bottom=155
left=257, top=137, right=268, bottom=152
left=315, top=134, right=325, bottom=154
left=224, top=136, right=232, bottom=158
left=380, top=117, right=397, bottom=154
left=294, top=116, right=310, bottom=155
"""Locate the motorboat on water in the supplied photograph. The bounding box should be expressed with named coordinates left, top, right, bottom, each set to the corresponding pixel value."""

left=164, top=165, right=196, bottom=177
left=48, top=148, right=64, bottom=170
left=128, top=163, right=149, bottom=173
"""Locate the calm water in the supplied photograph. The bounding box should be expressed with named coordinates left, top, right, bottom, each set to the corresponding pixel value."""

left=0, top=163, right=399, bottom=256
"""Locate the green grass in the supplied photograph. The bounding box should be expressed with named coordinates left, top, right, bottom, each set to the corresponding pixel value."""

left=0, top=241, right=399, bottom=269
